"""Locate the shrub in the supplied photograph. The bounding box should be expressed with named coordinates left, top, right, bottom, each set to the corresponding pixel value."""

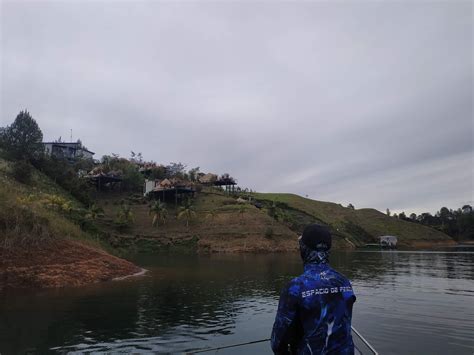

left=11, top=160, right=32, bottom=183
left=35, top=155, right=93, bottom=205
left=115, top=204, right=134, bottom=231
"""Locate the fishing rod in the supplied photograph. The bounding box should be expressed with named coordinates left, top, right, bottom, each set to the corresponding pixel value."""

left=186, top=326, right=377, bottom=354
left=186, top=338, right=271, bottom=354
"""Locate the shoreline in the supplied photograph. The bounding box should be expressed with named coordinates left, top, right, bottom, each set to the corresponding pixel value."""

left=1, top=240, right=466, bottom=291
left=113, top=268, right=148, bottom=281
left=0, top=240, right=142, bottom=291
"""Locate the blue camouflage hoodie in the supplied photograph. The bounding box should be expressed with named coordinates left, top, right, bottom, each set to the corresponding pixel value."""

left=271, top=240, right=356, bottom=354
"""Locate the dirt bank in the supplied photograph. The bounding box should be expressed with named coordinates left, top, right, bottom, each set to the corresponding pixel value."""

left=0, top=240, right=141, bottom=291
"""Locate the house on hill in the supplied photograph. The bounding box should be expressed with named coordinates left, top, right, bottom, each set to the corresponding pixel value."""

left=144, top=178, right=195, bottom=203
left=85, top=167, right=123, bottom=190
left=43, top=140, right=94, bottom=160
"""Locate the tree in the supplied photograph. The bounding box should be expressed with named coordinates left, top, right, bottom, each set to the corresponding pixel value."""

left=38, top=154, right=93, bottom=205
left=116, top=204, right=134, bottom=229
left=1, top=110, right=43, bottom=161
left=149, top=200, right=168, bottom=227
left=149, top=165, right=168, bottom=180
left=86, top=204, right=104, bottom=220
left=457, top=213, right=474, bottom=239
left=99, top=154, right=144, bottom=191
left=166, top=162, right=186, bottom=178
left=122, top=164, right=144, bottom=192
left=438, top=207, right=451, bottom=225
left=130, top=151, right=143, bottom=164
left=418, top=212, right=436, bottom=225
left=177, top=200, right=196, bottom=227
left=267, top=201, right=284, bottom=225
left=386, top=208, right=391, bottom=217
left=398, top=212, right=407, bottom=220
left=347, top=203, right=355, bottom=210
left=410, top=213, right=417, bottom=221
left=188, top=167, right=200, bottom=182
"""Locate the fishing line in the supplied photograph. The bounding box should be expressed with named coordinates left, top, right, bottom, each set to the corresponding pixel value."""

left=187, top=338, right=271, bottom=354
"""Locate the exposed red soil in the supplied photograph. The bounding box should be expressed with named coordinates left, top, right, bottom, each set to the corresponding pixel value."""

left=0, top=240, right=141, bottom=291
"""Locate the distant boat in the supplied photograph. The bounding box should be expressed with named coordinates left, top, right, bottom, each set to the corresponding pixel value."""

left=187, top=326, right=378, bottom=354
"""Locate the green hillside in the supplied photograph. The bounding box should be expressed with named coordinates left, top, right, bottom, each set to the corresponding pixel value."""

left=0, top=159, right=94, bottom=246
left=0, top=156, right=454, bottom=255
left=252, top=193, right=454, bottom=247
left=0, top=158, right=140, bottom=290
left=94, top=190, right=298, bottom=253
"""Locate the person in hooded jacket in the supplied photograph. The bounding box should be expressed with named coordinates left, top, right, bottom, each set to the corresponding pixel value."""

left=271, top=224, right=356, bottom=355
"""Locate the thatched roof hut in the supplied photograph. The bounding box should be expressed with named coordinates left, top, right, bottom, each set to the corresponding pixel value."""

left=199, top=173, right=218, bottom=185
left=159, top=179, right=172, bottom=188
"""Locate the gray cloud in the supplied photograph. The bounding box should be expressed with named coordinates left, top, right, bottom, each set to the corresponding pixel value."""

left=1, top=0, right=472, bottom=214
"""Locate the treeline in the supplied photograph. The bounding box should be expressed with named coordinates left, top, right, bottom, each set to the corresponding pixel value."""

left=389, top=206, right=474, bottom=241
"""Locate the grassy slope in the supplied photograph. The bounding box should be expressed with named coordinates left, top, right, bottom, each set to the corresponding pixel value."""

left=252, top=193, right=453, bottom=247
left=0, top=159, right=92, bottom=245
left=95, top=191, right=299, bottom=252
left=0, top=159, right=140, bottom=290
left=1, top=154, right=451, bottom=254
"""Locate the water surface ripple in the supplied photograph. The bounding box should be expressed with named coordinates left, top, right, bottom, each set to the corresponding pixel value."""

left=0, top=250, right=473, bottom=354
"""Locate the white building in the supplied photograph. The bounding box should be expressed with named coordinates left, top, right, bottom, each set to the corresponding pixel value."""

left=144, top=179, right=156, bottom=196
left=43, top=141, right=94, bottom=160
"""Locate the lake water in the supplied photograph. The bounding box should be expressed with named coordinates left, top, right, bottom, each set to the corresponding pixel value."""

left=1, top=249, right=473, bottom=354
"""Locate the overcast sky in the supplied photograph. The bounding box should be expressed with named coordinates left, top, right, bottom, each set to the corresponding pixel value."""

left=1, top=0, right=472, bottom=214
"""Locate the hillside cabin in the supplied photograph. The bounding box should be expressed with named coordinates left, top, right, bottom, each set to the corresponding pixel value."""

left=43, top=141, right=94, bottom=160
left=379, top=235, right=398, bottom=248
left=144, top=178, right=195, bottom=203
left=86, top=168, right=123, bottom=191
left=213, top=174, right=237, bottom=194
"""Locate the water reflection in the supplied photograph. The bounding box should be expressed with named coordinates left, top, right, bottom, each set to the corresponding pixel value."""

left=0, top=251, right=473, bottom=354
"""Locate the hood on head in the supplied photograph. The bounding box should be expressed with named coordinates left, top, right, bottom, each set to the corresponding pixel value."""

left=299, top=239, right=330, bottom=265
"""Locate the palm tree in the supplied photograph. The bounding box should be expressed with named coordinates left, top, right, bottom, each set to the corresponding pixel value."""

left=178, top=200, right=196, bottom=227
left=45, top=194, right=67, bottom=210
left=149, top=200, right=168, bottom=227
left=86, top=204, right=104, bottom=220
left=206, top=209, right=217, bottom=226
left=116, top=204, right=134, bottom=226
